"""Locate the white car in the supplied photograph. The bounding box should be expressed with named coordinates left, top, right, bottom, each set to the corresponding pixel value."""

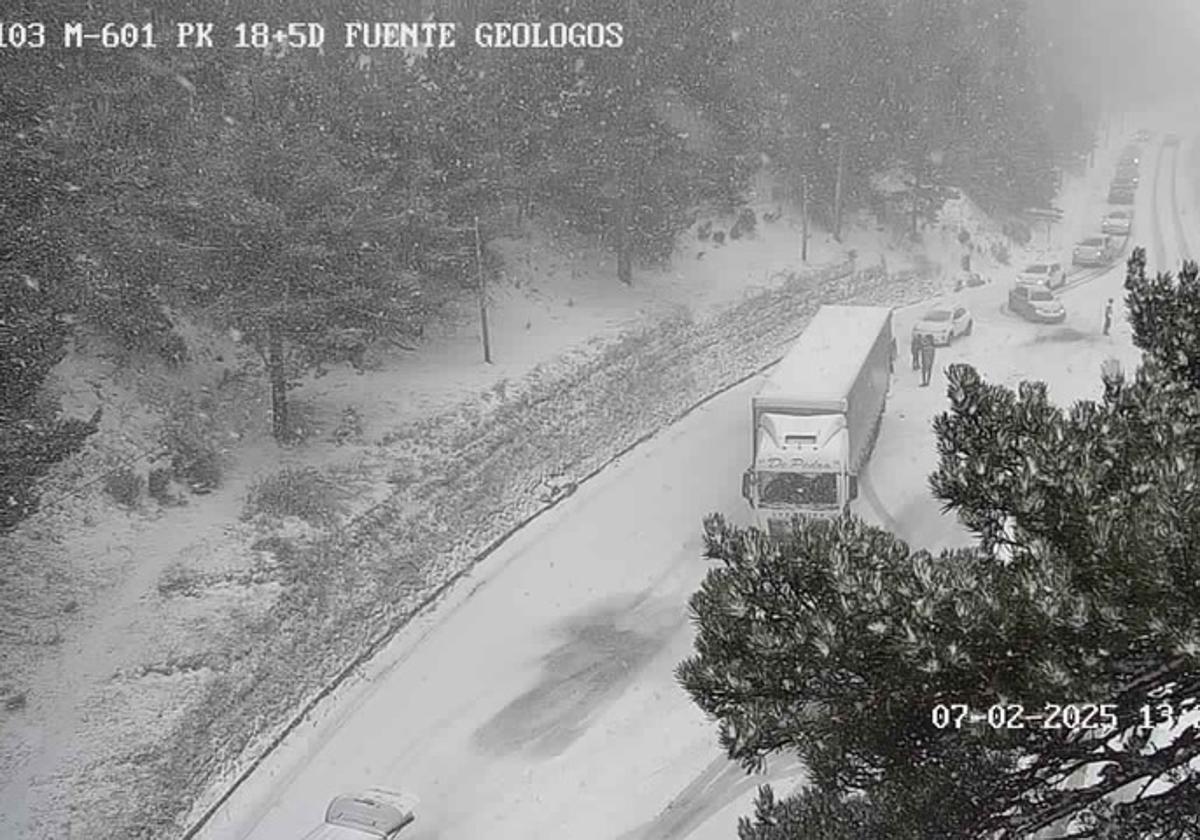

left=1073, top=234, right=1118, bottom=267
left=1015, top=261, right=1066, bottom=290
left=912, top=305, right=973, bottom=346
left=303, top=789, right=419, bottom=840
left=1101, top=209, right=1132, bottom=236
left=1008, top=285, right=1066, bottom=324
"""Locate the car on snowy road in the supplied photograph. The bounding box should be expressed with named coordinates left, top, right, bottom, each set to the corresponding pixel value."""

left=1072, top=234, right=1119, bottom=267
left=1111, top=175, right=1137, bottom=193
left=1108, top=184, right=1136, bottom=205
left=303, top=789, right=419, bottom=839
left=1135, top=129, right=1154, bottom=142
left=911, top=305, right=973, bottom=345
left=1165, top=132, right=1182, bottom=147
left=1101, top=209, right=1132, bottom=236
left=1009, top=285, right=1066, bottom=324
left=1114, top=165, right=1139, bottom=185
left=952, top=270, right=987, bottom=290
left=1015, top=261, right=1066, bottom=290
left=1118, top=146, right=1141, bottom=166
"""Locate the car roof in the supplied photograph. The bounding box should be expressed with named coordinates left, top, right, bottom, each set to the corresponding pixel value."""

left=323, top=790, right=418, bottom=837
left=305, top=825, right=391, bottom=840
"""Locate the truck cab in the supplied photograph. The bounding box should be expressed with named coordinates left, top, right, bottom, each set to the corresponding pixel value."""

left=741, top=414, right=855, bottom=535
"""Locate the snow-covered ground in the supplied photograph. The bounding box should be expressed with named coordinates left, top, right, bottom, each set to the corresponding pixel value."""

left=6, top=104, right=1194, bottom=840
left=191, top=121, right=1199, bottom=840
left=0, top=196, right=943, bottom=836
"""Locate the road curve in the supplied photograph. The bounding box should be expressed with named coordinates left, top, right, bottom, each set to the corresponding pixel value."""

left=197, top=129, right=1167, bottom=840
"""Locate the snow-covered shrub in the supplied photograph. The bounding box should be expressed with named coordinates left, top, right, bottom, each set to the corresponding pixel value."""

left=242, top=467, right=344, bottom=527
left=103, top=466, right=143, bottom=508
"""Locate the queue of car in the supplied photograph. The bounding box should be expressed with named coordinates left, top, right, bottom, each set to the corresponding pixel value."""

left=1107, top=144, right=1141, bottom=205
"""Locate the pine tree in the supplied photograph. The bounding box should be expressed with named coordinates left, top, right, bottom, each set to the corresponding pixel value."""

left=0, top=32, right=101, bottom=531
left=156, top=51, right=459, bottom=442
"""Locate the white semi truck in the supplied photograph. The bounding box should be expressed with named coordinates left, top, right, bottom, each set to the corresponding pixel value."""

left=741, top=304, right=894, bottom=534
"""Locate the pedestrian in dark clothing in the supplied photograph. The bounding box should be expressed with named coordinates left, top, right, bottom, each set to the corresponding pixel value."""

left=1103, top=298, right=1113, bottom=335
left=911, top=332, right=922, bottom=371
left=919, top=335, right=936, bottom=386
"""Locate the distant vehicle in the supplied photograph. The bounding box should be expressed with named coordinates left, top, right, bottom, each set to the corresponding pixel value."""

left=1108, top=184, right=1136, bottom=205
left=1015, top=261, right=1066, bottom=290
left=1114, top=166, right=1139, bottom=185
left=303, top=789, right=419, bottom=840
left=1119, top=146, right=1140, bottom=166
left=953, top=270, right=987, bottom=290
left=1102, top=209, right=1132, bottom=236
left=912, top=305, right=973, bottom=346
left=1073, top=234, right=1118, bottom=267
left=1009, top=285, right=1066, bottom=323
left=1135, top=129, right=1154, bottom=142
left=742, top=305, right=894, bottom=528
left=1164, top=132, right=1181, bottom=146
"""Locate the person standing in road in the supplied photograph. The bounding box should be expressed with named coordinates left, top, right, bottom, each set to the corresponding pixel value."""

left=919, top=334, right=936, bottom=387
left=1103, top=298, right=1114, bottom=335
left=911, top=331, right=922, bottom=371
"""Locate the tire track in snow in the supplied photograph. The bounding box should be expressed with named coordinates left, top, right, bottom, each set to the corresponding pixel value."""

left=617, top=753, right=806, bottom=840
left=1169, top=140, right=1193, bottom=262
left=1151, top=142, right=1169, bottom=270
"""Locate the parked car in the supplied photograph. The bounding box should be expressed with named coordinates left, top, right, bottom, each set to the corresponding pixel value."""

left=303, top=789, right=419, bottom=840
left=1073, top=234, right=1118, bottom=267
left=1108, top=184, right=1136, bottom=205
left=1135, top=129, right=1154, bottom=142
left=1165, top=132, right=1182, bottom=147
left=912, top=305, right=973, bottom=345
left=1009, top=285, right=1066, bottom=323
left=1015, top=261, right=1067, bottom=290
left=1102, top=209, right=1133, bottom=235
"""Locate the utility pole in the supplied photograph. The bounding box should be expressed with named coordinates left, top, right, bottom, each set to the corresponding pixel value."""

left=801, top=175, right=809, bottom=262
left=833, top=135, right=847, bottom=242
left=474, top=216, right=492, bottom=364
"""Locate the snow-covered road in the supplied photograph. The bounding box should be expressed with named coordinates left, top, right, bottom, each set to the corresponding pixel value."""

left=198, top=371, right=806, bottom=840
left=195, top=131, right=1186, bottom=840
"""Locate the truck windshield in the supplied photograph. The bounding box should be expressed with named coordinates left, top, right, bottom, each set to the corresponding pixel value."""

left=757, top=471, right=838, bottom=508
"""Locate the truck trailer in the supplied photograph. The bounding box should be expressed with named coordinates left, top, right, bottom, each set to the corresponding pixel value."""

left=741, top=304, right=894, bottom=535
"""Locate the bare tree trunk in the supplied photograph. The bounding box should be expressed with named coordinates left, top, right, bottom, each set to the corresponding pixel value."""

left=267, top=322, right=290, bottom=443
left=833, top=137, right=847, bottom=242
left=617, top=192, right=633, bottom=285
